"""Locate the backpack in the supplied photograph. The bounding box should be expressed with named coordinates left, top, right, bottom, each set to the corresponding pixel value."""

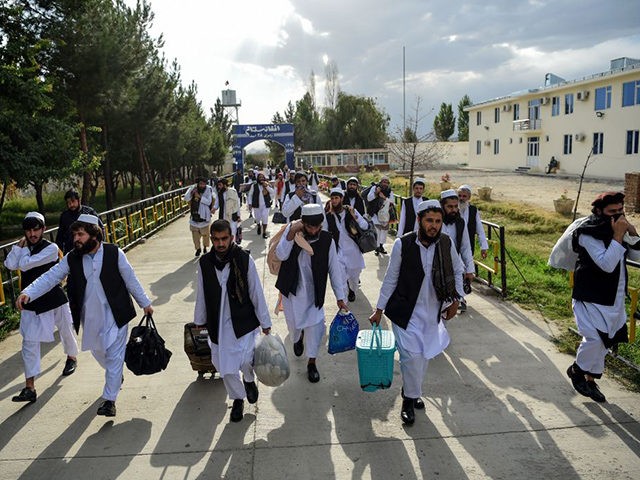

left=267, top=224, right=289, bottom=275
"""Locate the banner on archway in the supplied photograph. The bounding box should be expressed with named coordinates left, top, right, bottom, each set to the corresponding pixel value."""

left=232, top=123, right=294, bottom=174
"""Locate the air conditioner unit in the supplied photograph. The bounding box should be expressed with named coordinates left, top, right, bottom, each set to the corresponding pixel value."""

left=577, top=90, right=590, bottom=101
left=574, top=133, right=586, bottom=141
left=502, top=104, right=512, bottom=112
left=540, top=97, right=550, bottom=105
left=484, top=140, right=491, bottom=146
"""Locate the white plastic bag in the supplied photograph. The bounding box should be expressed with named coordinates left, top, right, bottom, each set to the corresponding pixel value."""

left=548, top=216, right=589, bottom=271
left=254, top=333, right=290, bottom=387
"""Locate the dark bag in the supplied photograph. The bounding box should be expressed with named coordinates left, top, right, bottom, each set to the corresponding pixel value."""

left=353, top=217, right=378, bottom=253
left=272, top=211, right=287, bottom=224
left=125, top=314, right=172, bottom=375
left=235, top=226, right=243, bottom=244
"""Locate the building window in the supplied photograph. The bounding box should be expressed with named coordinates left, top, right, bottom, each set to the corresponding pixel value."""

left=563, top=134, right=573, bottom=155
left=476, top=111, right=482, bottom=125
left=476, top=140, right=481, bottom=154
left=494, top=107, right=500, bottom=123
left=493, top=139, right=499, bottom=154
left=622, top=80, right=640, bottom=107
left=513, top=104, right=520, bottom=121
left=593, top=132, right=604, bottom=155
left=551, top=96, right=560, bottom=116
left=594, top=86, right=612, bottom=110
left=565, top=93, right=574, bottom=114
left=627, top=130, right=640, bottom=154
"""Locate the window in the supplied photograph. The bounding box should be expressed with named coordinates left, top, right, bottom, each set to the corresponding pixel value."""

left=593, top=132, right=604, bottom=155
left=494, top=107, right=500, bottom=123
left=476, top=111, right=482, bottom=125
left=513, top=104, right=520, bottom=121
left=563, top=134, right=573, bottom=155
left=565, top=93, right=574, bottom=114
left=622, top=80, right=640, bottom=107
left=552, top=96, right=560, bottom=116
left=627, top=130, right=640, bottom=154
left=527, top=137, right=539, bottom=157
left=594, top=86, right=612, bottom=110
left=476, top=140, right=481, bottom=154
left=493, top=139, right=499, bottom=154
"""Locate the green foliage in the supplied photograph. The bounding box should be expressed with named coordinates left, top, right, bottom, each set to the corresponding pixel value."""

left=0, top=305, right=20, bottom=342
left=433, top=102, right=455, bottom=141
left=457, top=95, right=472, bottom=141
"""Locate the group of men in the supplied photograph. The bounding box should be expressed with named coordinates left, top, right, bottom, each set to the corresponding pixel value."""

left=6, top=171, right=635, bottom=427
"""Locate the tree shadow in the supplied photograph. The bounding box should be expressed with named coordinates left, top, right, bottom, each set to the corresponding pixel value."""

left=148, top=260, right=199, bottom=306
left=584, top=402, right=640, bottom=458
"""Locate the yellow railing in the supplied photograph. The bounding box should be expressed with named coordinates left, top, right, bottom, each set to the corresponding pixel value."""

left=474, top=239, right=500, bottom=275
left=628, top=287, right=639, bottom=343
left=155, top=202, right=165, bottom=223
left=111, top=217, right=129, bottom=247
left=144, top=206, right=157, bottom=230
left=129, top=211, right=144, bottom=241
left=0, top=270, right=5, bottom=306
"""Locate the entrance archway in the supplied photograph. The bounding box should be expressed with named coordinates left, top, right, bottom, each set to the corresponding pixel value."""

left=232, top=123, right=294, bottom=174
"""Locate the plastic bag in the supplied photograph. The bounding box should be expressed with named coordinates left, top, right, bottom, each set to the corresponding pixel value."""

left=254, top=333, right=290, bottom=387
left=548, top=216, right=588, bottom=270
left=328, top=310, right=360, bottom=354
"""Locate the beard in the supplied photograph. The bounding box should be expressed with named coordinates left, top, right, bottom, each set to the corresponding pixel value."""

left=444, top=211, right=459, bottom=225
left=197, top=186, right=205, bottom=193
left=74, top=237, right=98, bottom=255
left=418, top=225, right=440, bottom=245
left=346, top=189, right=357, bottom=198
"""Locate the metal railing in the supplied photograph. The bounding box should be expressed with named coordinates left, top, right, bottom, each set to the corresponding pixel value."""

left=1, top=187, right=189, bottom=316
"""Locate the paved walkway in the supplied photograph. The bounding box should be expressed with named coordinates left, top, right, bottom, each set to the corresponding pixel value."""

left=1, top=213, right=639, bottom=479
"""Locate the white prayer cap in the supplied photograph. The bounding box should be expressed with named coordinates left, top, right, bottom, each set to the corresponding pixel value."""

left=301, top=204, right=323, bottom=217
left=329, top=187, right=344, bottom=197
left=413, top=177, right=426, bottom=186
left=440, top=189, right=458, bottom=200
left=416, top=200, right=442, bottom=214
left=347, top=176, right=359, bottom=184
left=289, top=170, right=296, bottom=175
left=24, top=211, right=45, bottom=223
left=77, top=213, right=100, bottom=225
left=380, top=175, right=390, bottom=182
left=457, top=184, right=472, bottom=194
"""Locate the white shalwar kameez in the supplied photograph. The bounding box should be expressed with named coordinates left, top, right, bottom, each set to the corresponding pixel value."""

left=193, top=256, right=272, bottom=399
left=323, top=209, right=369, bottom=295
left=276, top=224, right=346, bottom=359
left=366, top=188, right=395, bottom=246
left=441, top=222, right=476, bottom=275
left=213, top=189, right=240, bottom=238
left=247, top=183, right=276, bottom=225
left=281, top=192, right=323, bottom=222
left=22, top=245, right=151, bottom=401
left=459, top=204, right=489, bottom=252
left=4, top=243, right=78, bottom=379
left=572, top=235, right=640, bottom=375
left=376, top=236, right=464, bottom=399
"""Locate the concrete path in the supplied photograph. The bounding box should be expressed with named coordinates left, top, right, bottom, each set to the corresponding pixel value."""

left=1, top=213, right=639, bottom=479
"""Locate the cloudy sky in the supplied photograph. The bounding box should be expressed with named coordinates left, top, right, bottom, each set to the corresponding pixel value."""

left=130, top=0, right=639, bottom=136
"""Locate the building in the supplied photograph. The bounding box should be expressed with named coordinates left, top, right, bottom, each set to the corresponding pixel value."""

left=295, top=148, right=390, bottom=173
left=466, top=57, right=640, bottom=179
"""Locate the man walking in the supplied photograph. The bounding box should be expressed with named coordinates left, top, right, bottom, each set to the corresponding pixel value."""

left=213, top=177, right=240, bottom=241
left=6, top=212, right=78, bottom=403
left=275, top=204, right=347, bottom=383
left=17, top=214, right=153, bottom=417
left=247, top=172, right=276, bottom=238
left=567, top=192, right=640, bottom=403
left=281, top=172, right=322, bottom=221
left=397, top=178, right=428, bottom=236
left=343, top=177, right=366, bottom=215
left=369, top=200, right=464, bottom=425
left=184, top=177, right=216, bottom=256
left=56, top=189, right=102, bottom=254
left=457, top=185, right=488, bottom=259
left=366, top=175, right=394, bottom=255
left=440, top=189, right=475, bottom=312
left=324, top=188, right=370, bottom=302
left=194, top=220, right=272, bottom=422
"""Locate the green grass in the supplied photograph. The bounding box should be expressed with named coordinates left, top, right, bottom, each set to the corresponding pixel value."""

left=0, top=305, right=20, bottom=342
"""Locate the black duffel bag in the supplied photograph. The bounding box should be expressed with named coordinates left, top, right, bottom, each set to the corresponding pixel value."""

left=125, top=314, right=172, bottom=375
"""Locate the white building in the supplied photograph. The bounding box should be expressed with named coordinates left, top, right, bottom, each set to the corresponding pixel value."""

left=466, top=57, right=640, bottom=179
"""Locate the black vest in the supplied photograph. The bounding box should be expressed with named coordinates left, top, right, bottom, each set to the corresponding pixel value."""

left=447, top=217, right=466, bottom=253
left=251, top=182, right=272, bottom=208
left=276, top=231, right=332, bottom=308
left=466, top=205, right=478, bottom=253
left=401, top=196, right=428, bottom=235
left=343, top=194, right=365, bottom=216
left=199, top=249, right=260, bottom=344
left=67, top=243, right=137, bottom=332
left=325, top=212, right=342, bottom=252
left=283, top=180, right=295, bottom=197
left=22, top=240, right=68, bottom=315
left=572, top=234, right=624, bottom=306
left=385, top=233, right=452, bottom=329
left=287, top=192, right=318, bottom=220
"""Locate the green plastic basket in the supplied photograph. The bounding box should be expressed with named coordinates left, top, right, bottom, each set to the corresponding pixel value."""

left=356, top=325, right=396, bottom=392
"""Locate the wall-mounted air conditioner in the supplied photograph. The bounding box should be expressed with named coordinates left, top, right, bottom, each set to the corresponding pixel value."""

left=502, top=104, right=512, bottom=112
left=484, top=140, right=491, bottom=146
left=576, top=91, right=589, bottom=101
left=574, top=133, right=586, bottom=141
left=540, top=97, right=550, bottom=105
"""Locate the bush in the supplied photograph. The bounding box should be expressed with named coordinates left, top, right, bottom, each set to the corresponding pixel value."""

left=0, top=305, right=20, bottom=341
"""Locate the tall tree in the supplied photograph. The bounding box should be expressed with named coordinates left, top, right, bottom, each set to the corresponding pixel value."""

left=433, top=102, right=455, bottom=141
left=324, top=60, right=340, bottom=110
left=457, top=95, right=472, bottom=141
left=334, top=93, right=389, bottom=149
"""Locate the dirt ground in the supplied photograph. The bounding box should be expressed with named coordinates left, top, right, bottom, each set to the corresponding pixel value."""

left=415, top=167, right=632, bottom=222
